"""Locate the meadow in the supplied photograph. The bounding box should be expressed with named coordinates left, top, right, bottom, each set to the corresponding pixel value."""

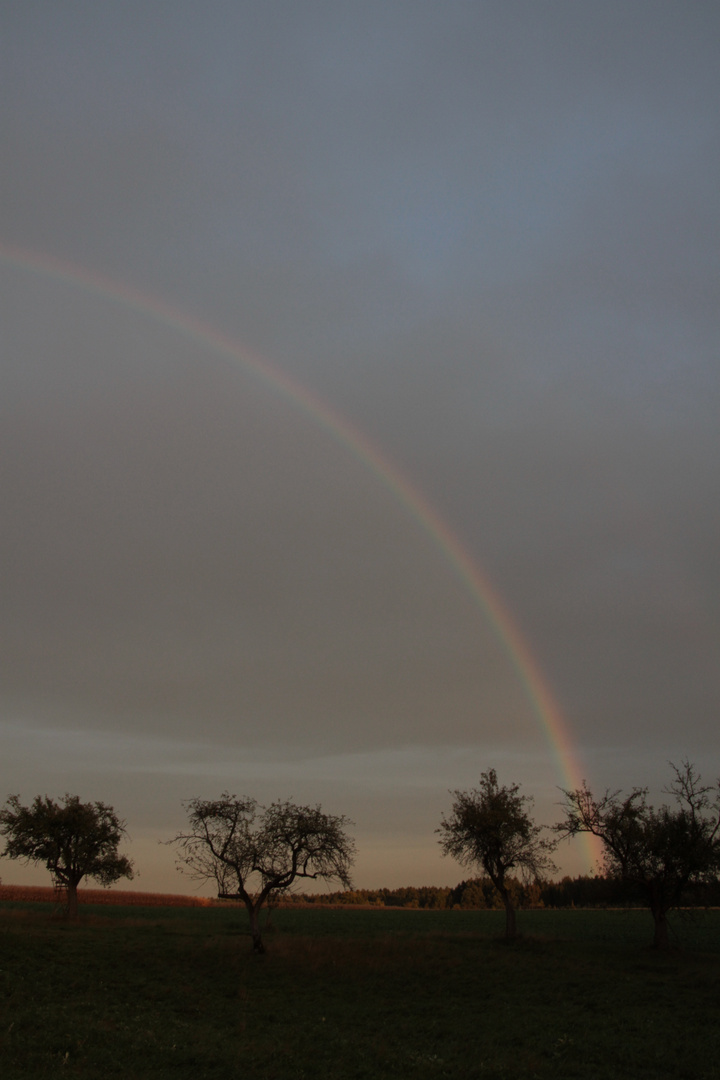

left=0, top=899, right=718, bottom=1080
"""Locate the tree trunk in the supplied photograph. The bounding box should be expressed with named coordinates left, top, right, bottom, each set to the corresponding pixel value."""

left=500, top=890, right=517, bottom=939
left=66, top=880, right=79, bottom=920
left=248, top=904, right=266, bottom=954
left=651, top=906, right=670, bottom=949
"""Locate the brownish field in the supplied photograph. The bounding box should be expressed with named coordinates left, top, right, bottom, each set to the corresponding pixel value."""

left=0, top=884, right=212, bottom=906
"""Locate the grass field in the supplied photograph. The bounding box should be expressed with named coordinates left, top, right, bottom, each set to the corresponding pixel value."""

left=0, top=901, right=718, bottom=1079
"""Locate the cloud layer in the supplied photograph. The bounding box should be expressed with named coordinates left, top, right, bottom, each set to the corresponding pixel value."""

left=2, top=2, right=718, bottom=890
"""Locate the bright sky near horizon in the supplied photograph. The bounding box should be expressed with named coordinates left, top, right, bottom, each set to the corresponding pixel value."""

left=1, top=1, right=719, bottom=893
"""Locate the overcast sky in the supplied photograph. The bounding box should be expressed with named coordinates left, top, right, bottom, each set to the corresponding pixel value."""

left=1, top=1, right=718, bottom=892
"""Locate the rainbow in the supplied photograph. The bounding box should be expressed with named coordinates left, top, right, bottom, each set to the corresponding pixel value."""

left=0, top=242, right=598, bottom=866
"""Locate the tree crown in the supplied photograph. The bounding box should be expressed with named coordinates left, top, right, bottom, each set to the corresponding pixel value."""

left=438, top=769, right=556, bottom=885
left=171, top=793, right=356, bottom=903
left=0, top=793, right=134, bottom=889
left=556, top=761, right=720, bottom=904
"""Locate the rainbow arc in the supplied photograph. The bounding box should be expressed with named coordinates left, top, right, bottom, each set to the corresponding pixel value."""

left=0, top=242, right=598, bottom=867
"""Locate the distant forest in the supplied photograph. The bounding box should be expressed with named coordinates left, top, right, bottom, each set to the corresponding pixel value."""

left=287, top=875, right=720, bottom=910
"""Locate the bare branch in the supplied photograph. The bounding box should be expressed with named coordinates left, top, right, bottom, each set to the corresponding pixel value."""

left=168, top=794, right=356, bottom=952
left=555, top=762, right=720, bottom=947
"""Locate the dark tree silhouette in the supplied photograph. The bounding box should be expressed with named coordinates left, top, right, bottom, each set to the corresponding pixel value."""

left=437, top=769, right=556, bottom=938
left=171, top=794, right=355, bottom=952
left=556, top=761, right=720, bottom=948
left=0, top=794, right=134, bottom=917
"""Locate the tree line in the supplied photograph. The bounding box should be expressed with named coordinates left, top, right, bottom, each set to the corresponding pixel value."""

left=288, top=874, right=720, bottom=910
left=1, top=760, right=718, bottom=951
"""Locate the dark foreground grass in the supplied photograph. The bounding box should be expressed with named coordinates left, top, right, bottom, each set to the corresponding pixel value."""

left=0, top=904, right=718, bottom=1080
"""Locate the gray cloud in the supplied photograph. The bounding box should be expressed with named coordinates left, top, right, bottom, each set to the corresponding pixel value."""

left=1, top=1, right=718, bottom=891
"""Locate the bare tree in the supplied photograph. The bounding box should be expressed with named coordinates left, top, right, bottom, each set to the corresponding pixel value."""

left=556, top=761, right=720, bottom=948
left=170, top=794, right=355, bottom=952
left=0, top=794, right=134, bottom=917
left=437, top=770, right=556, bottom=938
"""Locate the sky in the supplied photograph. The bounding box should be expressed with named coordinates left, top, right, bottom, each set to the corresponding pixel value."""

left=1, top=1, right=718, bottom=894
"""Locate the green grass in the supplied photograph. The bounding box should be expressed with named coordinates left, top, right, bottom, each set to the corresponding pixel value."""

left=0, top=904, right=718, bottom=1079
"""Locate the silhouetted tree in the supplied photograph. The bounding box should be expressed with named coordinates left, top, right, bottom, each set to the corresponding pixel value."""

left=170, top=794, right=355, bottom=952
left=0, top=794, right=133, bottom=917
left=437, top=770, right=556, bottom=938
left=556, top=761, right=720, bottom=948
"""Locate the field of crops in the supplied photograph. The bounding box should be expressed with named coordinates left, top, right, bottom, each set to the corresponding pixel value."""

left=0, top=900, right=718, bottom=1079
left=0, top=885, right=212, bottom=907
